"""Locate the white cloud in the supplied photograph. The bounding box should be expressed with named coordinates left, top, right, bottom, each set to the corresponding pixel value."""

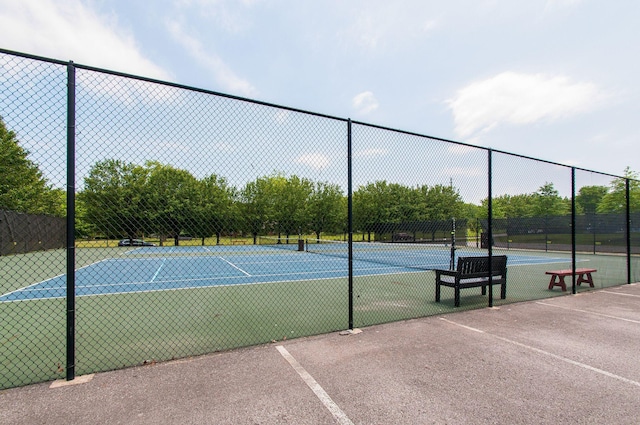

left=166, top=20, right=257, bottom=97
left=295, top=153, right=330, bottom=170
left=75, top=71, right=180, bottom=107
left=447, top=71, right=603, bottom=138
left=0, top=0, right=168, bottom=80
left=352, top=91, right=379, bottom=115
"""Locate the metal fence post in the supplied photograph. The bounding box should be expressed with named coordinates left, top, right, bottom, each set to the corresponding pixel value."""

left=571, top=168, right=576, bottom=294
left=347, top=119, right=353, bottom=330
left=488, top=149, right=493, bottom=307
left=626, top=178, right=631, bottom=284
left=66, top=61, right=76, bottom=381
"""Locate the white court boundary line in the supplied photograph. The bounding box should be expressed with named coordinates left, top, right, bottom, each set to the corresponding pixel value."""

left=218, top=256, right=251, bottom=276
left=276, top=346, right=354, bottom=425
left=439, top=317, right=640, bottom=388
left=535, top=301, right=640, bottom=324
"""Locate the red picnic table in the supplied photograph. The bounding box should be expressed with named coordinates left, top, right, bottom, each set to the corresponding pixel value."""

left=545, top=268, right=597, bottom=291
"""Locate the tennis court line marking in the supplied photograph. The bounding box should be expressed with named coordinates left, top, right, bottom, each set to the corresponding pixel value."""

left=150, top=258, right=167, bottom=282
left=218, top=256, right=251, bottom=276
left=0, top=258, right=112, bottom=300
left=535, top=301, right=640, bottom=324
left=1, top=264, right=417, bottom=302
left=276, top=345, right=354, bottom=425
left=439, top=317, right=640, bottom=389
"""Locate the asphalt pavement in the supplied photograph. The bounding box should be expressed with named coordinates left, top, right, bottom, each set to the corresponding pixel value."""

left=3, top=283, right=640, bottom=424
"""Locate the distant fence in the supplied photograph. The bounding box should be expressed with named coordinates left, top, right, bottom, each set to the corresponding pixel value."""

left=372, top=219, right=468, bottom=244
left=1, top=47, right=639, bottom=390
left=0, top=210, right=65, bottom=255
left=481, top=213, right=640, bottom=254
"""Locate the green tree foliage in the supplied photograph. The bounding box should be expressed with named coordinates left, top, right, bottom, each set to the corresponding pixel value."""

left=484, top=194, right=536, bottom=219
left=481, top=182, right=569, bottom=218
left=532, top=182, right=570, bottom=217
left=195, top=174, right=236, bottom=245
left=238, top=173, right=315, bottom=242
left=145, top=162, right=200, bottom=246
left=353, top=181, right=464, bottom=241
left=576, top=185, right=608, bottom=215
left=0, top=117, right=65, bottom=216
left=421, top=184, right=464, bottom=222
left=353, top=181, right=402, bottom=241
left=598, top=167, right=640, bottom=213
left=83, top=159, right=150, bottom=240
left=307, top=181, right=345, bottom=239
left=240, top=175, right=278, bottom=243
left=273, top=174, right=314, bottom=241
left=79, top=156, right=638, bottom=244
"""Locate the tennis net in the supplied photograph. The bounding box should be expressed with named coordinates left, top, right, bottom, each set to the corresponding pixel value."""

left=258, top=236, right=304, bottom=252
left=305, top=238, right=462, bottom=271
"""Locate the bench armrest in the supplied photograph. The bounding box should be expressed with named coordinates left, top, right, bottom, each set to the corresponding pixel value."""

left=435, top=269, right=458, bottom=277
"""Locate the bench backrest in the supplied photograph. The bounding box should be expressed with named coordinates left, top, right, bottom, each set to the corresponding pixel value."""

left=456, top=255, right=507, bottom=277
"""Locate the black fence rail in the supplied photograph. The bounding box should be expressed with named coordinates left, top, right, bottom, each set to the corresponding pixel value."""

left=1, top=47, right=638, bottom=389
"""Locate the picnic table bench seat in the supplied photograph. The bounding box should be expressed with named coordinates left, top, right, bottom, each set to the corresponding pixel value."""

left=435, top=255, right=508, bottom=307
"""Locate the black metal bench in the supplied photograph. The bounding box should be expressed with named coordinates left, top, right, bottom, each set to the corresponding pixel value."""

left=435, top=255, right=508, bottom=307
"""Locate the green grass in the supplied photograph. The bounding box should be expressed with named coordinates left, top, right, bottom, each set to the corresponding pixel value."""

left=1, top=246, right=638, bottom=389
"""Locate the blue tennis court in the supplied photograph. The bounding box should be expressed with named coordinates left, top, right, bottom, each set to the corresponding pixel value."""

left=1, top=244, right=571, bottom=302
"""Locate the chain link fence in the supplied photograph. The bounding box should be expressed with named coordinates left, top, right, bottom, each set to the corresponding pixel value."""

left=1, top=48, right=639, bottom=389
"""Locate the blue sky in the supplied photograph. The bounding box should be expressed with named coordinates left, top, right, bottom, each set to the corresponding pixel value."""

left=0, top=0, right=638, bottom=202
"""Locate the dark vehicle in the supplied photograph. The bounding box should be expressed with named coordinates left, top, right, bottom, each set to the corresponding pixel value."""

left=117, top=239, right=156, bottom=247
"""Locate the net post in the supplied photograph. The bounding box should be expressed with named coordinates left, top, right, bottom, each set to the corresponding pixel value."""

left=449, top=217, right=456, bottom=270
left=66, top=61, right=76, bottom=381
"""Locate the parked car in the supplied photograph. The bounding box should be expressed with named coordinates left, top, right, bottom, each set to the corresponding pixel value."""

left=118, top=239, right=156, bottom=247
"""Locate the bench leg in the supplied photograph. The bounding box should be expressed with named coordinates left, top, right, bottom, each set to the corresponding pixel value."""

left=548, top=275, right=567, bottom=291
left=577, top=273, right=595, bottom=288
left=501, top=282, right=506, bottom=299
left=454, top=287, right=460, bottom=307
left=435, top=282, right=441, bottom=302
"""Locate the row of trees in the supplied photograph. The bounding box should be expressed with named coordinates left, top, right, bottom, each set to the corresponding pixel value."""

left=80, top=159, right=470, bottom=244
left=1, top=116, right=639, bottom=245
left=79, top=159, right=639, bottom=244
left=81, top=159, right=347, bottom=244
left=486, top=171, right=640, bottom=219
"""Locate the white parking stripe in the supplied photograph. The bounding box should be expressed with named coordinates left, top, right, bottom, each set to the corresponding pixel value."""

left=276, top=345, right=354, bottom=425
left=440, top=317, right=640, bottom=388
left=535, top=301, right=640, bottom=324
